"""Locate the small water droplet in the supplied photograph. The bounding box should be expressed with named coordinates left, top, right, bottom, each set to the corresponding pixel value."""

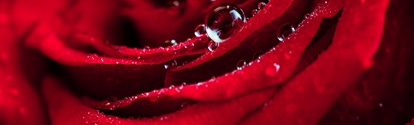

left=205, top=4, right=246, bottom=43
left=253, top=51, right=264, bottom=60
left=277, top=24, right=296, bottom=41
left=164, top=60, right=178, bottom=69
left=148, top=95, right=160, bottom=102
left=172, top=0, right=180, bottom=7
left=207, top=41, right=219, bottom=51
left=257, top=2, right=266, bottom=10
left=379, top=103, right=383, bottom=107
left=143, top=46, right=151, bottom=49
left=236, top=60, right=247, bottom=70
left=184, top=43, right=195, bottom=50
left=265, top=63, right=281, bottom=76
left=194, top=24, right=206, bottom=37
left=251, top=9, right=258, bottom=16
left=164, top=39, right=178, bottom=46
left=304, top=13, right=311, bottom=19
left=168, top=85, right=175, bottom=89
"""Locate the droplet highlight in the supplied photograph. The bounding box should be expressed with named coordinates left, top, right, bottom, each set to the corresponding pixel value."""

left=277, top=24, right=296, bottom=41
left=257, top=2, right=266, bottom=10
left=165, top=39, right=178, bottom=46
left=148, top=95, right=160, bottom=102
left=164, top=60, right=178, bottom=69
left=194, top=24, right=206, bottom=37
left=205, top=4, right=246, bottom=43
left=236, top=60, right=247, bottom=70
left=207, top=41, right=219, bottom=51
left=251, top=9, right=258, bottom=16
left=265, top=63, right=281, bottom=76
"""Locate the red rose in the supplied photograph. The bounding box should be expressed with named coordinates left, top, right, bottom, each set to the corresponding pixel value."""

left=1, top=0, right=413, bottom=124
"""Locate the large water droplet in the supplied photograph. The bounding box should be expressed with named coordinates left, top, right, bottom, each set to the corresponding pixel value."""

left=265, top=63, right=281, bottom=76
left=194, top=24, right=206, bottom=37
left=205, top=4, right=246, bottom=43
left=277, top=24, right=296, bottom=41
left=207, top=41, right=219, bottom=51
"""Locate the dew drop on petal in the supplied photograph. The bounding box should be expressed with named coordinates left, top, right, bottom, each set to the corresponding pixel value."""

left=257, top=2, right=266, bottom=10
left=277, top=24, right=296, bottom=41
left=253, top=51, right=265, bottom=60
left=304, top=13, right=311, bottom=19
left=164, top=39, right=178, bottom=46
left=164, top=60, right=178, bottom=69
left=184, top=43, right=195, bottom=50
left=207, top=41, right=219, bottom=51
left=251, top=9, right=258, bottom=16
left=205, top=4, right=246, bottom=43
left=194, top=24, right=206, bottom=37
left=148, top=95, right=160, bottom=102
left=236, top=60, right=247, bottom=70
left=143, top=46, right=151, bottom=50
left=265, top=63, right=281, bottom=76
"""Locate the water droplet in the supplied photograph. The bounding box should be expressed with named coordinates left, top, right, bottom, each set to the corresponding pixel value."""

left=304, top=13, right=311, bottom=19
left=168, top=85, right=175, bottom=89
left=253, top=51, right=264, bottom=60
left=205, top=4, right=246, bottom=43
left=164, top=60, right=178, bottom=69
left=236, top=60, right=247, bottom=70
left=171, top=0, right=180, bottom=7
left=257, top=2, right=266, bottom=10
left=184, top=43, right=195, bottom=50
left=165, top=39, right=178, bottom=46
left=194, top=24, right=206, bottom=37
left=277, top=24, right=296, bottom=41
left=143, top=46, right=151, bottom=49
left=207, top=41, right=219, bottom=51
left=251, top=9, right=258, bottom=16
left=265, top=63, right=281, bottom=76
left=379, top=103, right=383, bottom=107
left=148, top=95, right=160, bottom=102
left=103, top=39, right=110, bottom=44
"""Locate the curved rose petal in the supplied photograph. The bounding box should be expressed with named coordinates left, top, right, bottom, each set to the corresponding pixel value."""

left=39, top=36, right=166, bottom=98
left=241, top=0, right=388, bottom=124
left=43, top=76, right=276, bottom=124
left=173, top=0, right=294, bottom=70
left=0, top=21, right=47, bottom=125
left=319, top=0, right=414, bottom=123
left=159, top=0, right=344, bottom=101
left=73, top=32, right=208, bottom=64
